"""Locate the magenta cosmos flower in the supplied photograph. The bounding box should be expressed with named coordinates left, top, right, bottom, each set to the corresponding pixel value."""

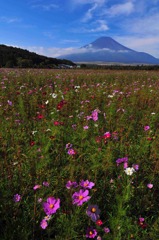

left=80, top=180, right=95, bottom=189
left=43, top=197, right=60, bottom=215
left=67, top=148, right=76, bottom=155
left=86, top=227, right=98, bottom=238
left=13, top=194, right=21, bottom=202
left=72, top=189, right=91, bottom=206
left=66, top=180, right=78, bottom=189
left=144, top=125, right=150, bottom=131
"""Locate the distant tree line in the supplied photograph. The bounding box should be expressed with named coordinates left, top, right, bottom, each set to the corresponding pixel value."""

left=80, top=63, right=159, bottom=70
left=0, top=44, right=76, bottom=68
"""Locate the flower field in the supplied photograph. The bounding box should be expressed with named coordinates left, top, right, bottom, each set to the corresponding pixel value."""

left=0, top=68, right=159, bottom=240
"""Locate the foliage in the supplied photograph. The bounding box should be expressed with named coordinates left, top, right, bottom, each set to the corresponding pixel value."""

left=0, top=44, right=75, bottom=68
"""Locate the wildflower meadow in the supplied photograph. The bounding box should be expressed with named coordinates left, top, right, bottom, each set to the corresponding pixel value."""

left=0, top=68, right=159, bottom=240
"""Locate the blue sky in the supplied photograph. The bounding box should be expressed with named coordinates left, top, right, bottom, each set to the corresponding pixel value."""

left=1, top=0, right=159, bottom=58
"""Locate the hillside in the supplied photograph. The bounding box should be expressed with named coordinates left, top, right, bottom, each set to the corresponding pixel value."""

left=0, top=44, right=75, bottom=68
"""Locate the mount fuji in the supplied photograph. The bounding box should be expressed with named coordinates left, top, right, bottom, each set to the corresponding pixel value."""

left=59, top=37, right=159, bottom=65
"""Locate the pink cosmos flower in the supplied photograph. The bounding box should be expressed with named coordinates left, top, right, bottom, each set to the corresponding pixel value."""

left=43, top=181, right=49, bottom=187
left=65, top=143, right=73, bottom=149
left=72, top=189, right=91, bottom=206
left=104, top=227, right=110, bottom=233
left=13, top=194, right=21, bottom=202
left=83, top=125, right=89, bottom=130
left=43, top=197, right=60, bottom=215
left=33, top=184, right=41, bottom=190
left=132, top=164, right=139, bottom=171
left=7, top=100, right=12, bottom=106
left=139, top=217, right=145, bottom=222
left=147, top=183, right=153, bottom=189
left=123, top=162, right=128, bottom=169
left=80, top=180, right=95, bottom=189
left=91, top=110, right=98, bottom=121
left=40, top=219, right=48, bottom=229
left=144, top=125, right=150, bottom=131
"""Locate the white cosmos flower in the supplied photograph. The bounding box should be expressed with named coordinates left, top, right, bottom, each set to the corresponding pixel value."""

left=124, top=167, right=135, bottom=176
left=32, top=130, right=37, bottom=135
left=51, top=93, right=57, bottom=98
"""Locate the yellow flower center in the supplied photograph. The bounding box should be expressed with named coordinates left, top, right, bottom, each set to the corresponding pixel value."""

left=84, top=183, right=88, bottom=187
left=78, top=195, right=83, bottom=200
left=91, top=207, right=96, bottom=213
left=89, top=231, right=93, bottom=235
left=49, top=204, right=54, bottom=209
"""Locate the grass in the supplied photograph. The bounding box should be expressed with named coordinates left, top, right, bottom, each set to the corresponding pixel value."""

left=0, top=68, right=159, bottom=240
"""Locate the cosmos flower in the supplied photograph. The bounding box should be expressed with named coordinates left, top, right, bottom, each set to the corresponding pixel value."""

left=132, top=164, right=139, bottom=171
left=86, top=204, right=101, bottom=222
left=43, top=197, right=60, bottom=215
left=7, top=100, right=12, bottom=106
left=13, top=194, right=21, bottom=202
left=83, top=125, right=89, bottom=130
left=51, top=93, right=57, bottom=98
left=40, top=219, right=48, bottom=229
left=124, top=167, right=135, bottom=176
left=72, top=189, right=91, bottom=206
left=80, top=180, right=95, bottom=189
left=43, top=181, right=49, bottom=187
left=104, top=227, right=110, bottom=233
left=144, top=125, right=150, bottom=131
left=66, top=180, right=78, bottom=189
left=103, top=132, right=111, bottom=139
left=116, top=157, right=128, bottom=166
left=33, top=185, right=41, bottom=190
left=86, top=227, right=98, bottom=238
left=138, top=217, right=147, bottom=229
left=65, top=143, right=73, bottom=149
left=96, top=219, right=103, bottom=226
left=68, top=148, right=76, bottom=155
left=147, top=183, right=153, bottom=189
left=91, top=110, right=98, bottom=121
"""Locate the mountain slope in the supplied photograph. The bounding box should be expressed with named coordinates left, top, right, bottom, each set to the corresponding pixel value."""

left=0, top=44, right=75, bottom=68
left=59, top=37, right=159, bottom=64
left=83, top=36, right=132, bottom=51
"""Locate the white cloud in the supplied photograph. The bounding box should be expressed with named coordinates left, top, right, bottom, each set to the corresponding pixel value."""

left=72, top=19, right=109, bottom=33
left=60, top=39, right=80, bottom=44
left=104, top=2, right=134, bottom=16
left=0, top=16, right=21, bottom=23
left=115, top=36, right=159, bottom=58
left=88, top=20, right=109, bottom=32
left=71, top=0, right=105, bottom=6
left=26, top=45, right=129, bottom=58
left=129, top=14, right=159, bottom=34
left=82, top=3, right=98, bottom=22
left=26, top=46, right=79, bottom=58
left=31, top=3, right=59, bottom=11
